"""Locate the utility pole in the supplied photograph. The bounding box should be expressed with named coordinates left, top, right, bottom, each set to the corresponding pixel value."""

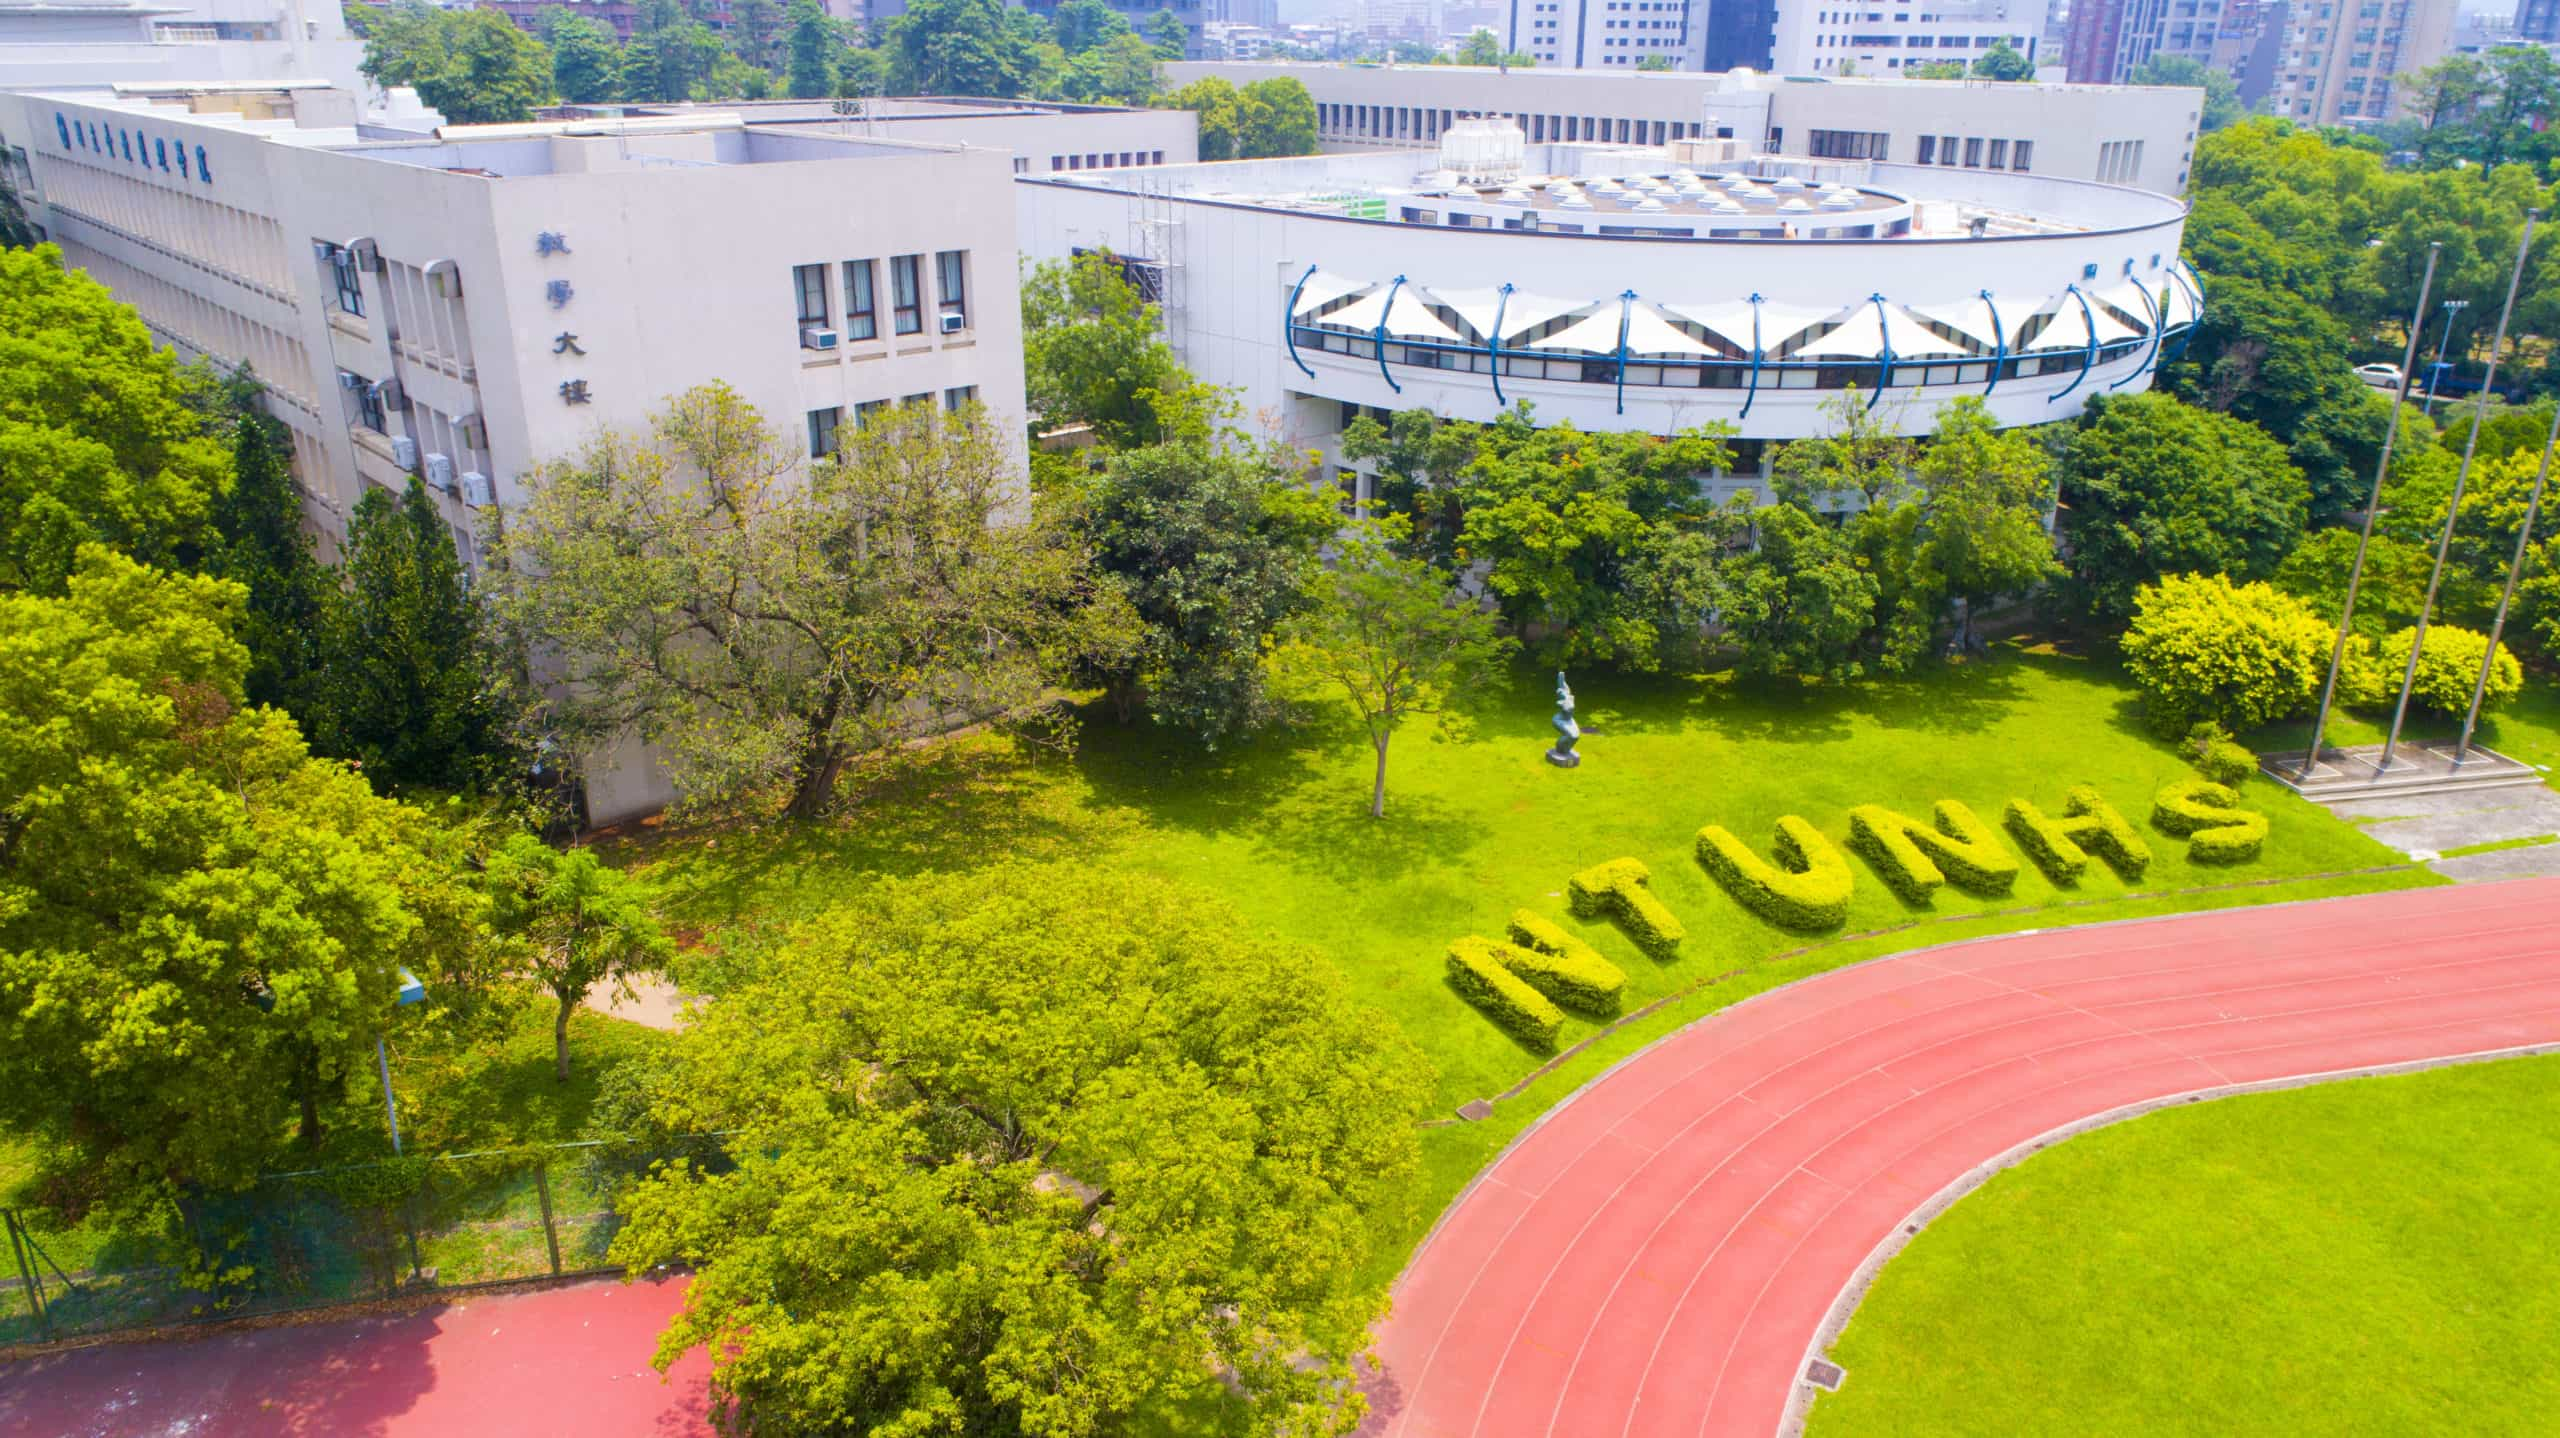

left=2383, top=212, right=2537, bottom=771
left=2452, top=400, right=2560, bottom=762
left=2299, top=242, right=2439, bottom=780
left=2422, top=298, right=2469, bottom=418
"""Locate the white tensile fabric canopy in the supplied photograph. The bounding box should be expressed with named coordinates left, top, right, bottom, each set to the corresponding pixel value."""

left=1784, top=302, right=1977, bottom=362
left=1654, top=299, right=1844, bottom=355
left=2157, top=266, right=2202, bottom=330
left=1288, top=269, right=1372, bottom=319
left=1321, top=286, right=1468, bottom=344
left=1909, top=294, right=2007, bottom=352
left=2016, top=291, right=2146, bottom=352
left=1428, top=286, right=1598, bottom=343
left=1522, top=303, right=1721, bottom=357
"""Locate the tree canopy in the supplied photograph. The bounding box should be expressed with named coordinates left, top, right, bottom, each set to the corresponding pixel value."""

left=358, top=3, right=552, bottom=125
left=610, top=864, right=1434, bottom=1436
left=1020, top=251, right=1187, bottom=447
left=2058, top=391, right=2309, bottom=621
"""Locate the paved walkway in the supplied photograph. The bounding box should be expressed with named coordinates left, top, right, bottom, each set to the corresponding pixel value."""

left=0, top=1276, right=709, bottom=1438
left=1363, top=878, right=2560, bottom=1438
left=2324, top=782, right=2560, bottom=882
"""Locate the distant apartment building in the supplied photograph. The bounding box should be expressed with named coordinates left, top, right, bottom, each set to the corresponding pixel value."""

left=2067, top=0, right=2452, bottom=122
left=1506, top=0, right=1709, bottom=70
left=0, top=0, right=366, bottom=90
left=1167, top=57, right=2205, bottom=191
left=1770, top=0, right=2052, bottom=76
left=2523, top=0, right=2560, bottom=44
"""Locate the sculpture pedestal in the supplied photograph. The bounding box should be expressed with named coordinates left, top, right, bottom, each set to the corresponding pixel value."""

left=1545, top=747, right=1581, bottom=769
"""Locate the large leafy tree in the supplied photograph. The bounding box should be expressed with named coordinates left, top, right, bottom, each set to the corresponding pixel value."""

left=0, top=550, right=448, bottom=1214
left=0, top=245, right=230, bottom=594
left=2129, top=54, right=2242, bottom=131
left=782, top=0, right=837, bottom=98
left=1161, top=75, right=1239, bottom=160
left=203, top=368, right=332, bottom=718
left=485, top=834, right=671, bottom=1081
left=359, top=3, right=552, bottom=125
left=1446, top=409, right=1734, bottom=670
left=549, top=12, right=623, bottom=104
left=2057, top=392, right=2309, bottom=622
left=319, top=476, right=513, bottom=791
left=1235, top=77, right=1319, bottom=158
left=1076, top=412, right=1332, bottom=745
left=1910, top=396, right=2062, bottom=648
left=1062, top=30, right=1161, bottom=103
left=1020, top=251, right=1186, bottom=447
left=623, top=0, right=725, bottom=104
left=1271, top=519, right=1511, bottom=818
left=885, top=0, right=1045, bottom=97
left=611, top=864, right=1433, bottom=1435
left=1051, top=0, right=1129, bottom=53
left=1718, top=500, right=1879, bottom=684
left=489, top=386, right=1131, bottom=820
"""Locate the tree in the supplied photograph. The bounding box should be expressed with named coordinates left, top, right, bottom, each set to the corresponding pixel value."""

left=485, top=834, right=672, bottom=1081
left=1904, top=60, right=1967, bottom=80
left=0, top=549, right=443, bottom=1215
left=2273, top=527, right=2436, bottom=639
left=0, top=164, right=35, bottom=251
left=610, top=864, right=1431, bottom=1435
left=1234, top=77, right=1319, bottom=158
left=2058, top=392, right=2309, bottom=622
left=1769, top=392, right=1933, bottom=670
left=1020, top=251, right=1187, bottom=446
left=1076, top=412, right=1331, bottom=745
left=1450, top=29, right=1529, bottom=67
left=1445, top=410, right=1734, bottom=670
left=1143, top=8, right=1186, bottom=59
left=203, top=368, right=332, bottom=719
left=781, top=0, right=835, bottom=97
left=1970, top=39, right=2033, bottom=81
left=359, top=4, right=552, bottom=126
left=727, top=0, right=782, bottom=70
left=1063, top=30, right=1160, bottom=104
left=1272, top=520, right=1511, bottom=818
left=885, top=0, right=1044, bottom=97
left=1052, top=0, right=1129, bottom=53
left=1910, top=396, right=2061, bottom=648
left=489, top=387, right=1130, bottom=820
left=320, top=477, right=512, bottom=791
left=1162, top=75, right=1240, bottom=160
left=549, top=12, right=623, bottom=103
left=0, top=245, right=231, bottom=594
left=623, top=14, right=724, bottom=102
left=1717, top=500, right=1880, bottom=684
left=2121, top=572, right=2330, bottom=734
left=2129, top=55, right=2243, bottom=131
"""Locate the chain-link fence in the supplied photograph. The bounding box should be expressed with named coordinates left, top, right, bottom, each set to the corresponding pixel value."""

left=1, top=1135, right=726, bottom=1348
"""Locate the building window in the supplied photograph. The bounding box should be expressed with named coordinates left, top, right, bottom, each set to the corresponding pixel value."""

left=808, top=405, right=842, bottom=458
left=1988, top=138, right=2009, bottom=168
left=1963, top=136, right=1985, bottom=167
left=793, top=263, right=830, bottom=325
left=2012, top=139, right=2033, bottom=171
left=1916, top=134, right=1937, bottom=164
left=935, top=249, right=967, bottom=328
left=348, top=374, right=387, bottom=433
left=843, top=260, right=878, bottom=341
left=329, top=248, right=365, bottom=316
left=855, top=398, right=890, bottom=429
left=891, top=254, right=923, bottom=335
left=944, top=385, right=978, bottom=412
left=1809, top=129, right=1890, bottom=160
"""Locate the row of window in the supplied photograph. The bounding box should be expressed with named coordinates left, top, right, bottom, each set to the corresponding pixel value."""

left=1318, top=102, right=1729, bottom=149
left=1914, top=134, right=2036, bottom=171
left=805, top=387, right=979, bottom=456
left=1038, top=150, right=1169, bottom=172
left=1292, top=325, right=2155, bottom=390
left=792, top=251, right=968, bottom=341
left=53, top=111, right=214, bottom=186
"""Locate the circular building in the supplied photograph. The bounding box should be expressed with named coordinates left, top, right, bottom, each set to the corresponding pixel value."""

left=1016, top=122, right=2198, bottom=498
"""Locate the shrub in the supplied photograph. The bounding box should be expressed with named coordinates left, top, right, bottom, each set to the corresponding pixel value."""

left=1490, top=915, right=1626, bottom=1015
left=2183, top=721, right=2259, bottom=788
left=2152, top=777, right=2268, bottom=864
left=1566, top=858, right=1685, bottom=960
left=2004, top=785, right=2153, bottom=884
left=1446, top=939, right=1564, bottom=1049
left=1844, top=800, right=2021, bottom=904
left=1694, top=817, right=1854, bottom=932
left=2121, top=573, right=2330, bottom=736
left=2377, top=623, right=2522, bottom=715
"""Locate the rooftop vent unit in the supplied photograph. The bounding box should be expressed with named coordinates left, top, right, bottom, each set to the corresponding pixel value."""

left=1439, top=116, right=1526, bottom=186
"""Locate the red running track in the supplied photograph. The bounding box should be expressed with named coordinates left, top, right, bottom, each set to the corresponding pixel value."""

left=1364, top=877, right=2560, bottom=1438
left=0, top=1275, right=709, bottom=1438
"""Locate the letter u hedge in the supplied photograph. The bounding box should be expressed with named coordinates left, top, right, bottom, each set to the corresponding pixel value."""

left=1694, top=817, right=1853, bottom=932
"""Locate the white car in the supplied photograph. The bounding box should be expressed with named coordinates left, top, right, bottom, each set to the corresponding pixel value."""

left=2356, top=362, right=2407, bottom=390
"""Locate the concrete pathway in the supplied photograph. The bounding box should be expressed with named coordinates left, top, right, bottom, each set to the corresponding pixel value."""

left=1361, top=879, right=2560, bottom=1438
left=2326, top=782, right=2560, bottom=881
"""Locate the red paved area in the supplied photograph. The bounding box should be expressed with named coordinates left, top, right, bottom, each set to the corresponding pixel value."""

left=0, top=1275, right=709, bottom=1438
left=1366, top=877, right=2560, bottom=1438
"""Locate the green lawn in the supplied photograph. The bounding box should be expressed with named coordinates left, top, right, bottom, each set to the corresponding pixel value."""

left=622, top=641, right=2435, bottom=1268
left=1807, top=1054, right=2560, bottom=1437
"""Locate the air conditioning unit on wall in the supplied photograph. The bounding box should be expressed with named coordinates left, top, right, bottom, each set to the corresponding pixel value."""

left=459, top=471, right=494, bottom=507
left=391, top=435, right=419, bottom=469
left=940, top=312, right=966, bottom=334
left=424, top=452, right=455, bottom=489
left=801, top=326, right=839, bottom=351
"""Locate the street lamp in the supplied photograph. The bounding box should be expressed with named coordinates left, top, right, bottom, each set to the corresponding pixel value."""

left=2422, top=298, right=2469, bottom=418
left=377, top=966, right=425, bottom=1155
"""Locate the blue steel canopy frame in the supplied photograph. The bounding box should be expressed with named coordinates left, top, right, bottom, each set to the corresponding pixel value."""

left=1613, top=290, right=1636, bottom=415
left=2109, top=279, right=2165, bottom=390
left=1374, top=274, right=1409, bottom=395
left=1980, top=290, right=2009, bottom=398
left=1866, top=293, right=1893, bottom=412
left=2165, top=265, right=2205, bottom=364
left=2045, top=284, right=2102, bottom=406
left=1285, top=264, right=1319, bottom=378
left=1739, top=294, right=1765, bottom=421
left=1488, top=282, right=1515, bottom=407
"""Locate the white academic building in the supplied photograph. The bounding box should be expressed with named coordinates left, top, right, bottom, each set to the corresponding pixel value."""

left=1017, top=120, right=2199, bottom=509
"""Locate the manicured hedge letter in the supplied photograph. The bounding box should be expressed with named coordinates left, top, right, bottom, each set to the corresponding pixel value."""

left=1447, top=938, right=1564, bottom=1049
left=1504, top=910, right=1627, bottom=1015
left=1566, top=858, right=1686, bottom=960
left=2004, top=784, right=2152, bottom=883
left=2152, top=778, right=2268, bottom=865
left=1845, top=800, right=2021, bottom=904
left=1694, top=817, right=1853, bottom=932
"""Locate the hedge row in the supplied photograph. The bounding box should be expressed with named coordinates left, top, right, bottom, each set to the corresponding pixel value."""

left=2003, top=786, right=2153, bottom=884
left=1505, top=910, right=1627, bottom=1014
left=1447, top=937, right=1565, bottom=1049
left=1844, top=801, right=2021, bottom=905
left=1568, top=858, right=1686, bottom=960
left=2153, top=778, right=2268, bottom=864
left=1694, top=817, right=1853, bottom=932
